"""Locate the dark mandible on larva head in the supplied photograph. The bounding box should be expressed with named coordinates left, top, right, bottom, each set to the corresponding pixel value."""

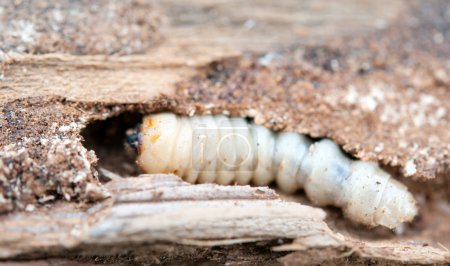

left=136, top=113, right=417, bottom=229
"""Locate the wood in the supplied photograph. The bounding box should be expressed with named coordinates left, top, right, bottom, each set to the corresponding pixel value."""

left=1, top=0, right=403, bottom=104
left=0, top=175, right=330, bottom=258
left=1, top=175, right=447, bottom=264
left=1, top=0, right=449, bottom=265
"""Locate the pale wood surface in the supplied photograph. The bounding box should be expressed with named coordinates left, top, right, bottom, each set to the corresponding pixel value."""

left=1, top=175, right=448, bottom=264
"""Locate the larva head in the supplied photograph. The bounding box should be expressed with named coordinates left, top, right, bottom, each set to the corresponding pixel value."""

left=126, top=128, right=141, bottom=151
left=136, top=113, right=179, bottom=173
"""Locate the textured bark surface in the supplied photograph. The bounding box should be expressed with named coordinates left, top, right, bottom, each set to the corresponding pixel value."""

left=0, top=0, right=449, bottom=264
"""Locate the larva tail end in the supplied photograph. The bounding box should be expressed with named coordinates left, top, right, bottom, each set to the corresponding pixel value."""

left=374, top=179, right=418, bottom=229
left=343, top=161, right=418, bottom=229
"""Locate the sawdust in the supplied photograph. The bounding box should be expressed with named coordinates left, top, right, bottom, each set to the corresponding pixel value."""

left=0, top=0, right=163, bottom=55
left=0, top=96, right=175, bottom=213
left=0, top=97, right=111, bottom=212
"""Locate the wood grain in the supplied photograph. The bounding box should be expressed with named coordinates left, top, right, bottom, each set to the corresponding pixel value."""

left=1, top=175, right=447, bottom=264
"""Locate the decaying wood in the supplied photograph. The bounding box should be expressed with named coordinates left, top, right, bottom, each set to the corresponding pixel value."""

left=1, top=0, right=449, bottom=264
left=0, top=46, right=241, bottom=104
left=0, top=0, right=404, bottom=104
left=0, top=175, right=331, bottom=258
left=2, top=0, right=448, bottom=182
left=278, top=236, right=450, bottom=265
left=0, top=0, right=163, bottom=55
left=1, top=175, right=448, bottom=264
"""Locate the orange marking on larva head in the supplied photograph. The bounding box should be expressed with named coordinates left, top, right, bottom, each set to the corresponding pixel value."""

left=150, top=133, right=161, bottom=143
left=147, top=118, right=156, bottom=128
left=143, top=117, right=156, bottom=131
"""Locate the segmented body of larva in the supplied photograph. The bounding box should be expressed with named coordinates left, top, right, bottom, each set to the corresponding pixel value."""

left=136, top=113, right=417, bottom=228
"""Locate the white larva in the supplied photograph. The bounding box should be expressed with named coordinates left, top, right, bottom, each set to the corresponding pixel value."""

left=136, top=113, right=417, bottom=229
